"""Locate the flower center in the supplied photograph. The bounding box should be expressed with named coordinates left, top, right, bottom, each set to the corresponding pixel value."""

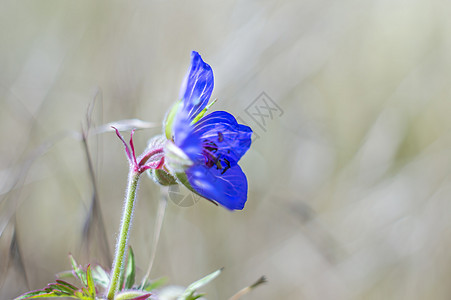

left=201, top=133, right=231, bottom=175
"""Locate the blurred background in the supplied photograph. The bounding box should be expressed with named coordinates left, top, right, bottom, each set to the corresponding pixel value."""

left=1, top=0, right=451, bottom=299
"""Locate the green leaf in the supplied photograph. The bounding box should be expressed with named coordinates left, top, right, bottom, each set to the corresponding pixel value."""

left=15, top=291, right=74, bottom=299
left=47, top=283, right=74, bottom=295
left=178, top=268, right=222, bottom=300
left=141, top=277, right=167, bottom=291
left=15, top=256, right=104, bottom=300
left=55, top=280, right=78, bottom=292
left=114, top=290, right=151, bottom=300
left=86, top=265, right=96, bottom=298
left=124, top=246, right=136, bottom=289
left=74, top=289, right=93, bottom=300
left=70, top=254, right=87, bottom=286
left=91, top=265, right=110, bottom=289
left=185, top=292, right=205, bottom=300
left=14, top=284, right=77, bottom=300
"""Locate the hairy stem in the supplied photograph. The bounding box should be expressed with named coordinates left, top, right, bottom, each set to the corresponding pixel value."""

left=107, top=170, right=141, bottom=300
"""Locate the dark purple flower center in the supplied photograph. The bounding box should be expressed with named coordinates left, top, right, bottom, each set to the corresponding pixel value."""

left=201, top=132, right=231, bottom=175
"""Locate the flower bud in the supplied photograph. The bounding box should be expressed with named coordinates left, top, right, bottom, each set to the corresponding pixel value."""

left=164, top=140, right=193, bottom=173
left=148, top=168, right=177, bottom=186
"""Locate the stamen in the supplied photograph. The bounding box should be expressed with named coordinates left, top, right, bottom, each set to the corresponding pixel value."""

left=217, top=132, right=224, bottom=142
left=221, top=158, right=231, bottom=175
left=200, top=138, right=233, bottom=175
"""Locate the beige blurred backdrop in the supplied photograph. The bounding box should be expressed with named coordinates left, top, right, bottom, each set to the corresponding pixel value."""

left=1, top=1, right=451, bottom=299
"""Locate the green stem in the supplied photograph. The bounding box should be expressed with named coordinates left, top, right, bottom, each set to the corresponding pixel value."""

left=107, top=170, right=141, bottom=300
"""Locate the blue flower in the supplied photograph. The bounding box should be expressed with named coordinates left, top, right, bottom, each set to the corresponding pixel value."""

left=164, top=51, right=252, bottom=210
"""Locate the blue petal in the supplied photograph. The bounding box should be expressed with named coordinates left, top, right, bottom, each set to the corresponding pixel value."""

left=186, top=164, right=248, bottom=210
left=179, top=51, right=214, bottom=121
left=172, top=107, right=202, bottom=161
left=193, top=111, right=252, bottom=165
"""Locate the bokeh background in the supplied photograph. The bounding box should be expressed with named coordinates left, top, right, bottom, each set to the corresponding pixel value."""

left=1, top=1, right=451, bottom=299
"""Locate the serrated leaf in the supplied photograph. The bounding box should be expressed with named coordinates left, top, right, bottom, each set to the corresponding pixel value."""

left=15, top=290, right=55, bottom=300
left=55, top=280, right=78, bottom=292
left=14, top=286, right=76, bottom=300
left=86, top=265, right=96, bottom=298
left=47, top=283, right=73, bottom=295
left=15, top=261, right=102, bottom=300
left=14, top=278, right=84, bottom=300
left=124, top=247, right=136, bottom=289
left=114, top=290, right=151, bottom=300
left=15, top=292, right=73, bottom=299
left=178, top=269, right=222, bottom=300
